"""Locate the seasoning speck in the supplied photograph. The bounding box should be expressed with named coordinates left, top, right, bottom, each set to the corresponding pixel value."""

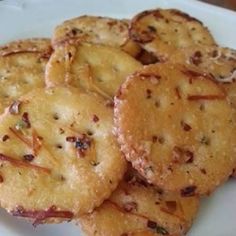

left=146, top=89, right=152, bottom=99
left=92, top=115, right=99, bottom=123
left=2, top=135, right=9, bottom=142
left=147, top=220, right=169, bottom=235
left=123, top=202, right=137, bottom=212
left=147, top=220, right=157, bottom=229
left=23, top=154, right=35, bottom=162
left=181, top=185, right=197, bottom=197
left=66, top=136, right=76, bottom=142
left=181, top=120, right=192, bottom=131
left=22, top=112, right=31, bottom=128
left=0, top=174, right=4, bottom=183
left=156, top=226, right=169, bottom=235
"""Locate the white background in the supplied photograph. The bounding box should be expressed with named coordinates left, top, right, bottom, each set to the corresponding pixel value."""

left=0, top=0, right=236, bottom=235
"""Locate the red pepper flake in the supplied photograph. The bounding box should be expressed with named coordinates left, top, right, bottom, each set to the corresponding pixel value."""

left=211, top=50, right=218, bottom=58
left=0, top=174, right=4, bottom=183
left=165, top=201, right=177, bottom=213
left=187, top=94, right=225, bottom=101
left=31, top=129, right=42, bottom=156
left=146, top=89, right=152, bottom=99
left=11, top=205, right=74, bottom=227
left=9, top=101, right=21, bottom=115
left=75, top=134, right=92, bottom=157
left=23, top=154, right=35, bottom=162
left=66, top=136, right=76, bottom=142
left=0, top=153, right=50, bottom=174
left=147, top=220, right=157, bottom=229
left=175, top=87, right=181, bottom=99
left=123, top=202, right=138, bottom=212
left=190, top=51, right=202, bottom=66
left=92, top=114, right=99, bottom=123
left=22, top=112, right=31, bottom=128
left=105, top=100, right=114, bottom=108
left=2, top=134, right=9, bottom=142
left=152, top=135, right=158, bottom=143
left=147, top=25, right=157, bottom=33
left=181, top=185, right=197, bottom=197
left=172, top=146, right=194, bottom=164
left=180, top=120, right=192, bottom=131
left=185, top=151, right=194, bottom=163
left=181, top=69, right=214, bottom=83
left=68, top=52, right=72, bottom=59
left=9, top=127, right=32, bottom=147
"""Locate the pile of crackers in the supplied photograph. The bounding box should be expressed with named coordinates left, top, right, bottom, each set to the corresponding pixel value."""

left=0, top=8, right=236, bottom=236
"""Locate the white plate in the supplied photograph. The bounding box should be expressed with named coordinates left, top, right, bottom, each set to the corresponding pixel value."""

left=0, top=0, right=235, bottom=235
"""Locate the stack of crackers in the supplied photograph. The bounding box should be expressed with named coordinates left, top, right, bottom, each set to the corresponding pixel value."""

left=0, top=8, right=235, bottom=236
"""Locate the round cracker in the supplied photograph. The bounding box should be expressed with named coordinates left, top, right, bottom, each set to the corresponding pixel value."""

left=0, top=86, right=126, bottom=224
left=52, top=15, right=141, bottom=57
left=45, top=43, right=141, bottom=99
left=79, top=168, right=199, bottom=236
left=0, top=38, right=52, bottom=114
left=114, top=63, right=236, bottom=195
left=129, top=9, right=216, bottom=60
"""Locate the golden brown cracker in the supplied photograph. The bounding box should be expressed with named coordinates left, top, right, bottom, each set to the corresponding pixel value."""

left=79, top=168, right=199, bottom=236
left=0, top=87, right=126, bottom=224
left=114, top=63, right=236, bottom=195
left=0, top=38, right=52, bottom=114
left=45, top=43, right=141, bottom=99
left=52, top=15, right=141, bottom=57
left=129, top=9, right=216, bottom=60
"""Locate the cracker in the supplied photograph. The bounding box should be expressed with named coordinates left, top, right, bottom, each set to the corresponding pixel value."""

left=129, top=9, right=216, bottom=60
left=79, top=168, right=199, bottom=236
left=114, top=63, right=236, bottom=195
left=45, top=43, right=141, bottom=99
left=52, top=15, right=141, bottom=57
left=0, top=38, right=52, bottom=114
left=0, top=86, right=126, bottom=224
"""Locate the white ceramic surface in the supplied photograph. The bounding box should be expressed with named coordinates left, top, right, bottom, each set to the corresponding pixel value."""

left=0, top=0, right=235, bottom=235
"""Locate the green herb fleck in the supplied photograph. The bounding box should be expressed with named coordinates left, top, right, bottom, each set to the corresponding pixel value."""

left=15, top=120, right=27, bottom=130
left=156, top=226, right=169, bottom=235
left=200, top=136, right=210, bottom=145
left=90, top=161, right=100, bottom=166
